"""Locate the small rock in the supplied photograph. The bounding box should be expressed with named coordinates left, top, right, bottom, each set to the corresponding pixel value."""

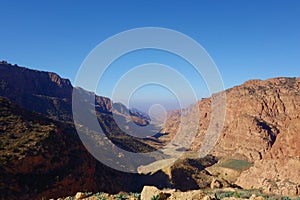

left=202, top=195, right=212, bottom=200
left=249, top=194, right=256, bottom=200
left=141, top=186, right=161, bottom=200
left=210, top=178, right=222, bottom=189
left=250, top=196, right=265, bottom=200
left=191, top=190, right=206, bottom=200
left=75, top=192, right=86, bottom=199
left=159, top=192, right=170, bottom=200
left=222, top=187, right=236, bottom=192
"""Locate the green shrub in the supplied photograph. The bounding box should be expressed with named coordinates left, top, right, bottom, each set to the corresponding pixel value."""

left=151, top=195, right=160, bottom=200
left=85, top=192, right=93, bottom=196
left=95, top=192, right=104, bottom=196
left=233, top=191, right=241, bottom=198
left=265, top=197, right=277, bottom=200
left=116, top=194, right=128, bottom=200
left=129, top=192, right=141, bottom=199
left=216, top=191, right=234, bottom=199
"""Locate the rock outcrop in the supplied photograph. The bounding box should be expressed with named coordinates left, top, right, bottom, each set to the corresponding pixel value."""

left=161, top=77, right=300, bottom=195
left=0, top=63, right=162, bottom=199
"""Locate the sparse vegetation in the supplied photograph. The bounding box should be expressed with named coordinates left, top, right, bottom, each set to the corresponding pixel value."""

left=150, top=194, right=160, bottom=200
left=215, top=191, right=235, bottom=199
left=129, top=192, right=141, bottom=199
left=116, top=194, right=128, bottom=200
left=85, top=191, right=93, bottom=197
left=210, top=189, right=276, bottom=199
left=95, top=192, right=104, bottom=196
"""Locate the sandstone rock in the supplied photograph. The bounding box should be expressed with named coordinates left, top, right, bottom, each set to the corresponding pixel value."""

left=169, top=157, right=215, bottom=191
left=162, top=77, right=300, bottom=195
left=206, top=165, right=242, bottom=183
left=141, top=186, right=161, bottom=200
left=141, top=186, right=206, bottom=200
left=202, top=195, right=212, bottom=200
left=158, top=192, right=170, bottom=200
left=191, top=191, right=206, bottom=200
left=249, top=196, right=265, bottom=200
left=236, top=159, right=300, bottom=196
left=169, top=190, right=205, bottom=200
left=222, top=187, right=237, bottom=192
left=75, top=192, right=86, bottom=199
left=210, top=178, right=222, bottom=189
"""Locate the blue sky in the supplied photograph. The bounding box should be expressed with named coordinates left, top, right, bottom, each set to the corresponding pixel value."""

left=1, top=1, right=299, bottom=110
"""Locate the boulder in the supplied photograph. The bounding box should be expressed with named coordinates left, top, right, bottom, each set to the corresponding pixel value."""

left=141, top=186, right=161, bottom=200
left=75, top=192, right=86, bottom=199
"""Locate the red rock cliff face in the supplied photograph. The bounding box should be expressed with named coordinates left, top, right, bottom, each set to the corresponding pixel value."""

left=211, top=78, right=299, bottom=160
left=162, top=77, right=300, bottom=195
left=0, top=63, right=74, bottom=121
left=0, top=63, right=72, bottom=98
left=0, top=63, right=115, bottom=121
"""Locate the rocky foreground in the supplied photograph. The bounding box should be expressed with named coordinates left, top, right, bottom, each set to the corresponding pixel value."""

left=53, top=186, right=300, bottom=200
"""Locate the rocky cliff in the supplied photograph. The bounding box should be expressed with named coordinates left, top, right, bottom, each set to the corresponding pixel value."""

left=0, top=62, right=73, bottom=121
left=161, top=77, right=300, bottom=195
left=0, top=62, right=163, bottom=199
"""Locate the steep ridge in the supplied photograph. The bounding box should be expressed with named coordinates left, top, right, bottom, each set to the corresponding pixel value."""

left=0, top=62, right=166, bottom=199
left=0, top=62, right=157, bottom=147
left=161, top=77, right=300, bottom=195
left=0, top=96, right=172, bottom=200
left=0, top=61, right=148, bottom=124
